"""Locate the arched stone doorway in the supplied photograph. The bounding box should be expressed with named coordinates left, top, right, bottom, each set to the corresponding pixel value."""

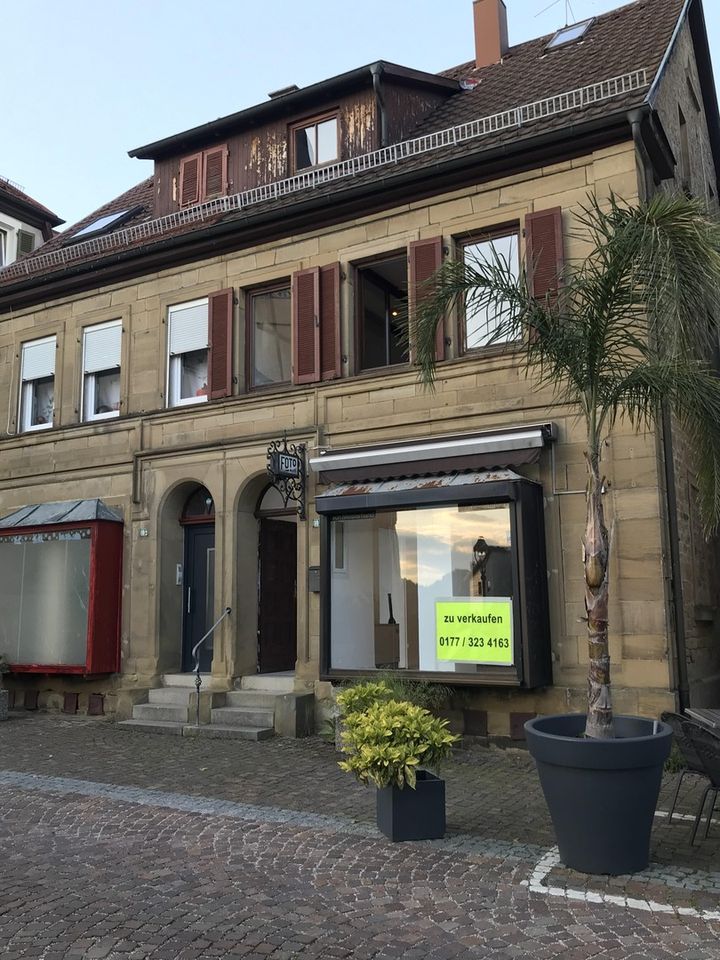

left=255, top=484, right=297, bottom=674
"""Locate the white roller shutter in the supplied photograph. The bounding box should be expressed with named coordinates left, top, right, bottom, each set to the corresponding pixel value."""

left=168, top=298, right=209, bottom=355
left=21, top=336, right=56, bottom=381
left=83, top=320, right=121, bottom=374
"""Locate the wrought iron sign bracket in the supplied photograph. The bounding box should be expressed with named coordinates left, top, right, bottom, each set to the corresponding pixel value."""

left=267, top=434, right=307, bottom=520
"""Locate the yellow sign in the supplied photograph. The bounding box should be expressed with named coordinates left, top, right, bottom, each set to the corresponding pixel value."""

left=435, top=598, right=514, bottom=665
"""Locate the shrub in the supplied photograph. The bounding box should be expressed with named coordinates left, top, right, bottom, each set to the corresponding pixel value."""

left=338, top=699, right=459, bottom=790
left=335, top=680, right=393, bottom=719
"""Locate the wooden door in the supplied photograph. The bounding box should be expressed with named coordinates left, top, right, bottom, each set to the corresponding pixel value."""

left=258, top=518, right=297, bottom=673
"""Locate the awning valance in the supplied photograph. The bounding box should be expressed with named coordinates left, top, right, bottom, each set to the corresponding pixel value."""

left=309, top=423, right=555, bottom=483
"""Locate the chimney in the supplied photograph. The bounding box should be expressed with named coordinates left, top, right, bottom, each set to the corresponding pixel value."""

left=473, top=0, right=509, bottom=69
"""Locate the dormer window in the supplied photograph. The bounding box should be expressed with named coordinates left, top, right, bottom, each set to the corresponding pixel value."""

left=292, top=115, right=338, bottom=172
left=179, top=146, right=228, bottom=207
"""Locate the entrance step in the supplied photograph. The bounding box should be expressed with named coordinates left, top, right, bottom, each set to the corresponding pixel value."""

left=240, top=673, right=296, bottom=694
left=161, top=673, right=226, bottom=691
left=211, top=706, right=275, bottom=728
left=132, top=703, right=189, bottom=723
left=117, top=720, right=273, bottom=740
left=149, top=687, right=193, bottom=705
left=117, top=719, right=185, bottom=736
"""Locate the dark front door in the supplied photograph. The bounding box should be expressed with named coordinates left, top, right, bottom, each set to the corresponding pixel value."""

left=258, top=518, right=297, bottom=673
left=182, top=524, right=215, bottom=672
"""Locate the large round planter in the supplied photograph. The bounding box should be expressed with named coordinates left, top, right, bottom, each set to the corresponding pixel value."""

left=525, top=714, right=672, bottom=875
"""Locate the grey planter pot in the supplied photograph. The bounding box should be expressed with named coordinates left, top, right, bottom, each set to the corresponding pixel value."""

left=525, top=714, right=672, bottom=875
left=376, top=770, right=446, bottom=842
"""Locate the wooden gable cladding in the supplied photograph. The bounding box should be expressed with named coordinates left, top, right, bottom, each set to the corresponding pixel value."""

left=409, top=236, right=445, bottom=362
left=292, top=264, right=341, bottom=385
left=208, top=288, right=233, bottom=399
left=525, top=208, right=564, bottom=301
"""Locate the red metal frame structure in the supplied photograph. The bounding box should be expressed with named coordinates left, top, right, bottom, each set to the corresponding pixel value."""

left=0, top=518, right=123, bottom=675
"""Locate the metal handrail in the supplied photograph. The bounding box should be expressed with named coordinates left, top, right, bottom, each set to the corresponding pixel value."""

left=192, top=606, right=231, bottom=726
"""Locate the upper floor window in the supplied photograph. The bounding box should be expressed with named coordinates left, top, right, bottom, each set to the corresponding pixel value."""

left=0, top=229, right=6, bottom=267
left=167, top=298, right=209, bottom=406
left=179, top=146, right=228, bottom=207
left=249, top=284, right=292, bottom=388
left=16, top=229, right=35, bottom=257
left=292, top=115, right=338, bottom=172
left=356, top=253, right=407, bottom=371
left=82, top=320, right=121, bottom=421
left=20, top=335, right=56, bottom=432
left=460, top=231, right=519, bottom=350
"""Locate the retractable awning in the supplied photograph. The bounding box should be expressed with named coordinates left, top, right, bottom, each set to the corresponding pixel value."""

left=309, top=424, right=555, bottom=483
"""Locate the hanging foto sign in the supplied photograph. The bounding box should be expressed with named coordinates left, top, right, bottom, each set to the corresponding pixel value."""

left=435, top=597, right=514, bottom=665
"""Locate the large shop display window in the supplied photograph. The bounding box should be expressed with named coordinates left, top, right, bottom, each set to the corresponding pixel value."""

left=319, top=477, right=551, bottom=688
left=0, top=502, right=123, bottom=675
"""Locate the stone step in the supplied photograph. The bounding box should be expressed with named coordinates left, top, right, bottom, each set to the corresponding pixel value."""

left=240, top=674, right=295, bottom=693
left=133, top=703, right=189, bottom=723
left=149, top=687, right=192, bottom=705
left=224, top=690, right=285, bottom=710
left=117, top=719, right=185, bottom=736
left=161, top=673, right=198, bottom=688
left=183, top=724, right=274, bottom=742
left=211, top=706, right=275, bottom=728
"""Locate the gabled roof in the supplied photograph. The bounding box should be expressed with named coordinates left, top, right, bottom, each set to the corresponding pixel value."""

left=0, top=0, right=702, bottom=302
left=0, top=177, right=64, bottom=228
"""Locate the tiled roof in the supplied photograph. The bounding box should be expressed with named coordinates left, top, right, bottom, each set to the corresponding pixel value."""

left=0, top=0, right=686, bottom=290
left=0, top=177, right=63, bottom=226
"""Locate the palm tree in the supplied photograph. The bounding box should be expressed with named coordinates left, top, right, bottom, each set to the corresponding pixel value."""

left=411, top=193, right=720, bottom=739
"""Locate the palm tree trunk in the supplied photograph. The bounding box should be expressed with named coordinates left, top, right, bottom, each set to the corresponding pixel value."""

left=584, top=454, right=614, bottom=739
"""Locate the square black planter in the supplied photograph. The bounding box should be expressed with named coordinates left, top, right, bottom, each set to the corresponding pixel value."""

left=376, top=770, right=446, bottom=841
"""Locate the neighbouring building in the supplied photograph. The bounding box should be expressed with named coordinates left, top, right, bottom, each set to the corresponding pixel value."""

left=0, top=176, right=63, bottom=267
left=0, top=0, right=718, bottom=739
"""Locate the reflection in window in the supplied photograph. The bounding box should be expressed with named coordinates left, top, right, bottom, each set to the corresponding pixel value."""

left=357, top=255, right=408, bottom=369
left=294, top=117, right=338, bottom=171
left=330, top=503, right=513, bottom=674
left=461, top=233, right=519, bottom=350
left=251, top=286, right=291, bottom=387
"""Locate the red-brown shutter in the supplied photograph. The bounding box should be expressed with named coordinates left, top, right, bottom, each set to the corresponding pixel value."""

left=292, top=268, right=320, bottom=384
left=209, top=288, right=233, bottom=400
left=525, top=207, right=564, bottom=300
left=179, top=153, right=202, bottom=207
left=320, top=263, right=341, bottom=380
left=409, top=236, right=445, bottom=361
left=203, top=146, right=228, bottom=199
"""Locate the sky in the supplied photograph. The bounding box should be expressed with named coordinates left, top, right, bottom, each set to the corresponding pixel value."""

left=4, top=0, right=720, bottom=228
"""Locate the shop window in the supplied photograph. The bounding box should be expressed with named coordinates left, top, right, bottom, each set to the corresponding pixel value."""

left=459, top=231, right=519, bottom=350
left=167, top=298, right=209, bottom=406
left=19, top=335, right=56, bottom=432
left=292, top=115, right=338, bottom=172
left=82, top=320, right=121, bottom=421
left=319, top=476, right=551, bottom=688
left=356, top=254, right=408, bottom=370
left=249, top=284, right=292, bottom=388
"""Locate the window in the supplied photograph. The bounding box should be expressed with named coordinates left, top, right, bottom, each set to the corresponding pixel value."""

left=167, top=298, right=209, bottom=406
left=16, top=229, right=35, bottom=257
left=546, top=18, right=594, bottom=50
left=82, top=320, right=121, bottom=421
left=19, top=336, right=56, bottom=432
left=356, top=254, right=408, bottom=370
left=460, top=231, right=519, bottom=350
left=179, top=146, right=228, bottom=207
left=0, top=229, right=6, bottom=266
left=292, top=115, right=338, bottom=171
left=68, top=206, right=143, bottom=243
left=249, top=284, right=291, bottom=387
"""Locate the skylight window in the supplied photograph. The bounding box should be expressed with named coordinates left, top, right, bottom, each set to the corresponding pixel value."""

left=546, top=17, right=594, bottom=50
left=68, top=206, right=141, bottom=242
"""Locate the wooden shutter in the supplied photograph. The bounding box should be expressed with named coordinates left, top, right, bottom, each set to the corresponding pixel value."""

left=179, top=153, right=202, bottom=207
left=209, top=288, right=233, bottom=400
left=203, top=146, right=227, bottom=199
left=320, top=263, right=341, bottom=380
left=17, top=229, right=35, bottom=256
left=525, top=208, right=564, bottom=300
left=292, top=268, right=320, bottom=384
left=409, top=236, right=444, bottom=361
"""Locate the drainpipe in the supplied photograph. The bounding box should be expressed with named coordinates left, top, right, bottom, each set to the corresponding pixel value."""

left=628, top=108, right=690, bottom=709
left=371, top=63, right=388, bottom=148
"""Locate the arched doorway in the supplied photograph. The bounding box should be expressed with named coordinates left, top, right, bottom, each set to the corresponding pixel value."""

left=255, top=484, right=297, bottom=673
left=180, top=485, right=215, bottom=672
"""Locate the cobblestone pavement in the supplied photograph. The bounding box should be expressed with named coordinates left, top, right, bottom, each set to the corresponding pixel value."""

left=1, top=714, right=720, bottom=958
